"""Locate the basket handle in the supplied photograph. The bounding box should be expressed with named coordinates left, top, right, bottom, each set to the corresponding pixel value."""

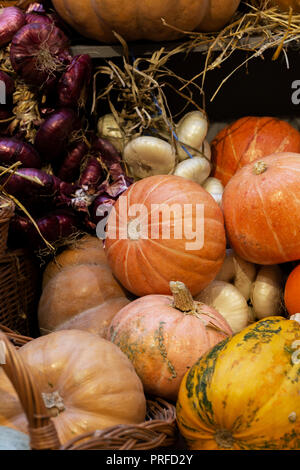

left=0, top=332, right=61, bottom=450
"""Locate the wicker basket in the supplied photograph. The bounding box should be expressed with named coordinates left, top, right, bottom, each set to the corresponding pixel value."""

left=0, top=327, right=178, bottom=450
left=0, top=197, right=14, bottom=257
left=0, top=249, right=40, bottom=336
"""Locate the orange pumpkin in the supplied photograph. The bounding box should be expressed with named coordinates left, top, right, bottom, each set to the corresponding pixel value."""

left=223, top=153, right=300, bottom=265
left=108, top=281, right=232, bottom=401
left=211, top=117, right=300, bottom=186
left=284, top=265, right=300, bottom=316
left=104, top=174, right=226, bottom=297
left=47, top=0, right=240, bottom=43
left=38, top=264, right=129, bottom=335
left=0, top=330, right=146, bottom=445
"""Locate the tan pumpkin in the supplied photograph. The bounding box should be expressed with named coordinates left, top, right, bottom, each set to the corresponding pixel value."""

left=0, top=330, right=146, bottom=445
left=42, top=235, right=107, bottom=289
left=38, top=263, right=129, bottom=335
left=108, top=281, right=232, bottom=401
left=48, top=0, right=241, bottom=42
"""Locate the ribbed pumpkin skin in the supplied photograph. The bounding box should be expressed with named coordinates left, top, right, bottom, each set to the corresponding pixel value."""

left=104, top=175, right=226, bottom=297
left=222, top=153, right=300, bottom=265
left=0, top=330, right=146, bottom=445
left=177, top=317, right=300, bottom=450
left=212, top=117, right=300, bottom=186
left=51, top=0, right=240, bottom=42
left=108, top=294, right=232, bottom=401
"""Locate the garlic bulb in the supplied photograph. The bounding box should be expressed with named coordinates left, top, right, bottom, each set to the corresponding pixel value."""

left=195, top=280, right=249, bottom=333
left=250, top=265, right=283, bottom=320
left=97, top=114, right=125, bottom=153
left=215, top=250, right=256, bottom=301
left=203, top=139, right=211, bottom=161
left=176, top=111, right=208, bottom=161
left=202, top=177, right=224, bottom=207
left=123, top=136, right=176, bottom=180
left=173, top=156, right=211, bottom=185
left=233, top=255, right=257, bottom=301
left=216, top=249, right=235, bottom=282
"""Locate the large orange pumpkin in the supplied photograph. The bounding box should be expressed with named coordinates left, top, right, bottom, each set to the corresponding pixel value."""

left=177, top=317, right=300, bottom=450
left=211, top=117, right=300, bottom=186
left=104, top=174, right=226, bottom=297
left=0, top=330, right=146, bottom=445
left=223, top=153, right=300, bottom=265
left=108, top=281, right=232, bottom=401
left=284, top=265, right=300, bottom=316
left=48, top=0, right=240, bottom=42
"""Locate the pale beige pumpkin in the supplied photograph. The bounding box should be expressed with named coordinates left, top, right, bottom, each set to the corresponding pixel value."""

left=0, top=330, right=146, bottom=445
left=42, top=235, right=107, bottom=289
left=38, top=264, right=127, bottom=335
left=108, top=282, right=232, bottom=401
left=49, top=0, right=241, bottom=42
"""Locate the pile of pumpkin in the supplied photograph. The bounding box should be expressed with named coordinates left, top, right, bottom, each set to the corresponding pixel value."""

left=1, top=112, right=300, bottom=450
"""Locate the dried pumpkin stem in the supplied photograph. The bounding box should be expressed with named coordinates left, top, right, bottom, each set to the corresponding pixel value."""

left=253, top=161, right=267, bottom=175
left=170, top=281, right=195, bottom=312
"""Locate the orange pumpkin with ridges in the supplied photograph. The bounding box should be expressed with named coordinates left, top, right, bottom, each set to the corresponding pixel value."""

left=284, top=264, right=300, bottom=316
left=212, top=117, right=300, bottom=186
left=104, top=174, right=226, bottom=297
left=222, top=153, right=300, bottom=265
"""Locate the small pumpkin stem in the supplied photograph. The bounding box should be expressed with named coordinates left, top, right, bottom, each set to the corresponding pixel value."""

left=253, top=161, right=267, bottom=175
left=214, top=429, right=234, bottom=449
left=170, top=281, right=195, bottom=312
left=42, top=391, right=65, bottom=417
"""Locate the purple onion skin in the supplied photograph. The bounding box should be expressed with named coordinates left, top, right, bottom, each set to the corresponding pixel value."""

left=0, top=7, right=26, bottom=47
left=79, top=157, right=103, bottom=194
left=57, top=55, right=92, bottom=108
left=25, top=13, right=53, bottom=25
left=0, top=137, right=41, bottom=168
left=2, top=168, right=74, bottom=208
left=10, top=23, right=71, bottom=88
left=58, top=140, right=89, bottom=182
left=10, top=210, right=78, bottom=248
left=92, top=194, right=116, bottom=226
left=0, top=71, right=14, bottom=97
left=34, top=108, right=78, bottom=162
left=91, top=137, right=127, bottom=181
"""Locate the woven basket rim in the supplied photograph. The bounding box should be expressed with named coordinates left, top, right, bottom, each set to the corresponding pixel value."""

left=0, top=326, right=178, bottom=450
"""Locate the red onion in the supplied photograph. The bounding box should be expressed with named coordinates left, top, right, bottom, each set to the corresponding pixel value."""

left=1, top=168, right=74, bottom=201
left=92, top=194, right=116, bottom=226
left=26, top=3, right=46, bottom=13
left=91, top=137, right=126, bottom=181
left=58, top=140, right=89, bottom=182
left=79, top=157, right=103, bottom=194
left=0, top=71, right=14, bottom=97
left=10, top=23, right=71, bottom=88
left=57, top=55, right=92, bottom=108
left=10, top=210, right=78, bottom=248
left=0, top=137, right=41, bottom=168
left=34, top=108, right=78, bottom=162
left=0, top=7, right=26, bottom=47
left=25, top=12, right=53, bottom=25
